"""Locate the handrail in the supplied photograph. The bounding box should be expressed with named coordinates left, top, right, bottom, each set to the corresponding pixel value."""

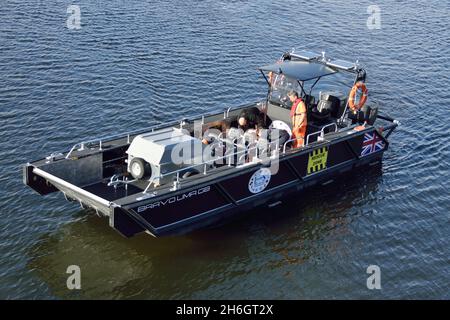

left=282, top=129, right=321, bottom=154
left=33, top=167, right=111, bottom=207
left=282, top=123, right=338, bottom=154
left=142, top=143, right=265, bottom=193
left=306, top=131, right=322, bottom=145
left=65, top=121, right=178, bottom=159
left=320, top=123, right=338, bottom=137
left=282, top=137, right=303, bottom=154
left=226, top=106, right=232, bottom=118
left=65, top=101, right=264, bottom=160
left=238, top=142, right=258, bottom=164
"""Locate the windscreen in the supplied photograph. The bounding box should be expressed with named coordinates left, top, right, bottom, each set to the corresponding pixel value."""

left=268, top=74, right=302, bottom=108
left=267, top=70, right=357, bottom=109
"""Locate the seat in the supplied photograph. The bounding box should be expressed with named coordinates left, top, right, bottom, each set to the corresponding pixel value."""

left=317, top=100, right=333, bottom=113
left=310, top=99, right=333, bottom=124
left=303, top=94, right=316, bottom=109
left=269, top=120, right=292, bottom=137
left=320, top=92, right=345, bottom=118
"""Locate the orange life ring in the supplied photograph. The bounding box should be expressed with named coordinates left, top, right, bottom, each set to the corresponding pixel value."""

left=348, top=82, right=368, bottom=112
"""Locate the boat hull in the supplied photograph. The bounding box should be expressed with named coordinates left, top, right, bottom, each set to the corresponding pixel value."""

left=24, top=124, right=391, bottom=238
left=109, top=128, right=387, bottom=237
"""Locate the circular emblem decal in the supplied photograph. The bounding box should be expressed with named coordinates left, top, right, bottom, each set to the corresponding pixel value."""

left=248, top=168, right=272, bottom=194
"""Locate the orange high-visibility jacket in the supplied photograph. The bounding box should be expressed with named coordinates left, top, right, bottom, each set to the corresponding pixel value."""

left=290, top=98, right=307, bottom=148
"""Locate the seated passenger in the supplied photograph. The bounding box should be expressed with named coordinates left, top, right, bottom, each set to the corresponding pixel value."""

left=288, top=90, right=307, bottom=148
left=238, top=107, right=272, bottom=132
left=202, top=119, right=232, bottom=145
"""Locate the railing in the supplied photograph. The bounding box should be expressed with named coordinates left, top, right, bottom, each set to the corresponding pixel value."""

left=61, top=101, right=349, bottom=193
left=64, top=121, right=179, bottom=159
left=282, top=123, right=339, bottom=154
left=305, top=131, right=322, bottom=145
left=320, top=123, right=337, bottom=136
left=142, top=141, right=275, bottom=193
left=63, top=103, right=256, bottom=160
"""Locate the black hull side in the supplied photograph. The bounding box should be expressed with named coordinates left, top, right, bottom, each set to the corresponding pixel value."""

left=23, top=164, right=59, bottom=195
left=112, top=128, right=387, bottom=237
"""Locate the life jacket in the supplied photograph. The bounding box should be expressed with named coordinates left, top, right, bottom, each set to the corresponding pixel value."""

left=289, top=98, right=306, bottom=147
left=290, top=98, right=307, bottom=129
left=290, top=98, right=303, bottom=117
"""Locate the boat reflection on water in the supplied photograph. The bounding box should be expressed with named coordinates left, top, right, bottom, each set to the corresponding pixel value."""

left=27, top=164, right=383, bottom=299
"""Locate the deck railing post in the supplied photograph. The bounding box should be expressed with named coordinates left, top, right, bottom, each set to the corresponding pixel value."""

left=226, top=106, right=232, bottom=118
left=171, top=173, right=180, bottom=191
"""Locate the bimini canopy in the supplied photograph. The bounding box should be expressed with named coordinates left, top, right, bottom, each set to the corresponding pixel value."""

left=259, top=60, right=337, bottom=82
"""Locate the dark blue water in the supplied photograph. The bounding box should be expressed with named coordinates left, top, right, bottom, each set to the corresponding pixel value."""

left=0, top=0, right=449, bottom=299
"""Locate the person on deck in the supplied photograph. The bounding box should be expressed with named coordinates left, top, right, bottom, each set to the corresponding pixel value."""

left=237, top=107, right=271, bottom=132
left=288, top=90, right=307, bottom=148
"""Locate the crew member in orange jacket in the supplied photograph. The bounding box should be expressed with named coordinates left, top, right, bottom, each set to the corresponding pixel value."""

left=288, top=90, right=307, bottom=148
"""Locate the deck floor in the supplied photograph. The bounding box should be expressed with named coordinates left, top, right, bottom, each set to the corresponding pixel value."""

left=83, top=181, right=144, bottom=201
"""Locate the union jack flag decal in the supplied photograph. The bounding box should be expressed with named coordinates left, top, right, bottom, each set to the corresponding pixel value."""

left=361, top=131, right=385, bottom=157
